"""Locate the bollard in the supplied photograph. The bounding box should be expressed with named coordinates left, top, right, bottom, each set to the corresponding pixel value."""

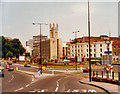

left=39, top=73, right=40, bottom=77
left=66, top=69, right=68, bottom=72
left=93, top=71, right=95, bottom=77
left=96, top=71, right=98, bottom=77
left=43, top=67, right=45, bottom=70
left=80, top=67, right=83, bottom=71
left=52, top=71, right=54, bottom=75
left=102, top=71, right=103, bottom=78
left=107, top=71, right=109, bottom=79
left=112, top=71, right=114, bottom=80
left=119, top=72, right=120, bottom=81
left=16, top=67, right=18, bottom=71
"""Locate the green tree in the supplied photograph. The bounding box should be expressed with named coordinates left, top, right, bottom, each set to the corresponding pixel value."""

left=1, top=36, right=26, bottom=59
left=6, top=51, right=13, bottom=58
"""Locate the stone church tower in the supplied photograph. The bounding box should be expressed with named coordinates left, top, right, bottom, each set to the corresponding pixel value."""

left=50, top=23, right=58, bottom=38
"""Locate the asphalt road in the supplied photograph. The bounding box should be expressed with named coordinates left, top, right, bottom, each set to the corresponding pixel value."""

left=1, top=63, right=107, bottom=93
left=2, top=69, right=33, bottom=92
left=13, top=72, right=105, bottom=93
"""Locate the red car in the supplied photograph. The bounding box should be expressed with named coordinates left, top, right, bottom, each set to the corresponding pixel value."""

left=8, top=67, right=14, bottom=71
left=83, top=67, right=92, bottom=73
left=6, top=64, right=10, bottom=69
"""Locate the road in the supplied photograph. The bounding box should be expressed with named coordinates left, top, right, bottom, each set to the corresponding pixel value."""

left=1, top=63, right=106, bottom=93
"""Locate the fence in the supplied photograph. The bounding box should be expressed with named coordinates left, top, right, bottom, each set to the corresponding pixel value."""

left=92, top=71, right=118, bottom=80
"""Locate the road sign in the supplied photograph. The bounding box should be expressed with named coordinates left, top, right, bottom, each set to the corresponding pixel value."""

left=106, top=66, right=111, bottom=72
left=38, top=70, right=41, bottom=73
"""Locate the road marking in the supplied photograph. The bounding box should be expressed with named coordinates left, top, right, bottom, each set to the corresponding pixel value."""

left=72, top=89, right=79, bottom=92
left=88, top=89, right=97, bottom=93
left=55, top=87, right=58, bottom=92
left=55, top=79, right=61, bottom=92
left=26, top=84, right=30, bottom=87
left=14, top=87, right=24, bottom=92
left=66, top=89, right=70, bottom=92
left=8, top=75, right=14, bottom=83
left=41, top=89, right=45, bottom=92
left=32, top=76, right=34, bottom=82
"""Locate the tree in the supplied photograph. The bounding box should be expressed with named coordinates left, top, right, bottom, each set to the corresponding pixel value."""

left=6, top=51, right=13, bottom=58
left=1, top=36, right=26, bottom=59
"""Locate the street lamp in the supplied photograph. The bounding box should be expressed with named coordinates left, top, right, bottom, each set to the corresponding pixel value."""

left=73, top=31, right=80, bottom=70
left=32, top=22, right=48, bottom=74
left=88, top=0, right=92, bottom=82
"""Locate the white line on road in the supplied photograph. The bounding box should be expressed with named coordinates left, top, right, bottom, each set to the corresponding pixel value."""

left=55, top=79, right=61, bottom=92
left=8, top=75, right=14, bottom=83
left=55, top=87, right=58, bottom=92
left=14, top=87, right=24, bottom=92
left=26, top=84, right=30, bottom=87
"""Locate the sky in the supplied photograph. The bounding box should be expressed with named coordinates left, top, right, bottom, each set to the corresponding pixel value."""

left=1, top=1, right=119, bottom=46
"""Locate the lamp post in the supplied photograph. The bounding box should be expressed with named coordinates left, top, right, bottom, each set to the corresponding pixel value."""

left=73, top=31, right=80, bottom=70
left=32, top=22, right=48, bottom=74
left=88, top=0, right=92, bottom=82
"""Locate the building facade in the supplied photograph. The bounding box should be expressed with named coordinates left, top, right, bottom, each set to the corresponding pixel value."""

left=67, top=35, right=118, bottom=59
left=32, top=23, right=63, bottom=61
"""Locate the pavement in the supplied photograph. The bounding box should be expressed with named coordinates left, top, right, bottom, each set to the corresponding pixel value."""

left=80, top=78, right=119, bottom=93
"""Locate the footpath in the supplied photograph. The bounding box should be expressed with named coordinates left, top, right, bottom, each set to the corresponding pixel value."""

left=80, top=78, right=119, bottom=93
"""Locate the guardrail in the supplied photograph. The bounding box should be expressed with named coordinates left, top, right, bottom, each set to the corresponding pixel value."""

left=92, top=71, right=120, bottom=85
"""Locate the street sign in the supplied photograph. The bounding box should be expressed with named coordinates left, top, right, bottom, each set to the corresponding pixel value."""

left=106, top=66, right=111, bottom=72
left=38, top=70, right=41, bottom=73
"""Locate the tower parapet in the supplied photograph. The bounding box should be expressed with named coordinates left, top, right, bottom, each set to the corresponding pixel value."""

left=50, top=23, right=58, bottom=38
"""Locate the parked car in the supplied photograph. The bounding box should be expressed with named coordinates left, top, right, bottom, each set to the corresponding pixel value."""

left=6, top=64, right=10, bottom=69
left=0, top=67, right=4, bottom=77
left=24, top=63, right=31, bottom=67
left=7, top=62, right=12, bottom=65
left=83, top=67, right=92, bottom=73
left=8, top=67, right=14, bottom=71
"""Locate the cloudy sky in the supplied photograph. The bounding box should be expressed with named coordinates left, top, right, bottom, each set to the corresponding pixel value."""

left=1, top=1, right=118, bottom=46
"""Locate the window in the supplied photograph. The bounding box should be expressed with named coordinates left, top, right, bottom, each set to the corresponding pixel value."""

left=90, top=49, right=92, bottom=52
left=94, top=49, right=96, bottom=52
left=72, top=46, right=74, bottom=48
left=100, top=54, right=102, bottom=57
left=78, top=54, right=80, bottom=56
left=81, top=49, right=83, bottom=52
left=75, top=50, right=76, bottom=52
left=87, top=54, right=88, bottom=57
left=78, top=49, right=80, bottom=52
left=90, top=54, right=92, bottom=57
left=100, top=48, right=102, bottom=52
left=114, top=46, right=116, bottom=49
left=94, top=44, right=96, bottom=47
left=87, top=49, right=88, bottom=52
left=72, top=50, right=74, bottom=52
left=72, top=54, right=74, bottom=57
left=78, top=45, right=79, bottom=48
left=94, top=54, right=96, bottom=57
left=114, top=52, right=116, bottom=55
left=100, top=44, right=102, bottom=47
left=90, top=45, right=92, bottom=47
left=81, top=54, right=83, bottom=57
left=81, top=45, right=82, bottom=47
left=75, top=46, right=76, bottom=48
left=87, top=45, right=88, bottom=47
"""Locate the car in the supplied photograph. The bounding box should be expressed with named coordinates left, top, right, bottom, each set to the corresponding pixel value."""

left=8, top=67, right=14, bottom=71
left=83, top=67, right=92, bottom=73
left=24, top=64, right=31, bottom=67
left=7, top=62, right=12, bottom=65
left=0, top=67, right=4, bottom=77
left=6, top=64, right=10, bottom=69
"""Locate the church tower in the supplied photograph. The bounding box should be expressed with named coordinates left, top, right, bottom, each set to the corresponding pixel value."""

left=50, top=23, right=58, bottom=39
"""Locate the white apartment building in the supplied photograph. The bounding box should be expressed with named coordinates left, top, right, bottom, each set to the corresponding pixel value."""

left=70, top=41, right=113, bottom=58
